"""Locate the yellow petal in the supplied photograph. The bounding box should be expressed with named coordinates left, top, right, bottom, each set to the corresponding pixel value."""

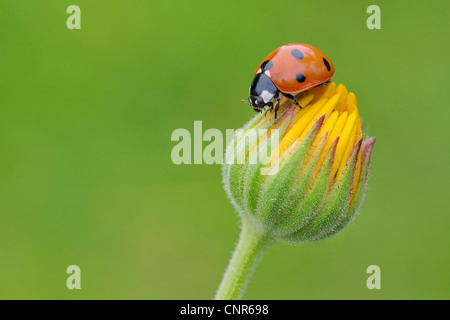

left=336, top=124, right=357, bottom=180
left=278, top=97, right=327, bottom=155
left=310, top=111, right=339, bottom=176
left=335, top=84, right=348, bottom=113
left=331, top=112, right=357, bottom=178
left=350, top=149, right=362, bottom=203
left=298, top=94, right=341, bottom=142
left=346, top=92, right=357, bottom=109
left=323, top=111, right=348, bottom=158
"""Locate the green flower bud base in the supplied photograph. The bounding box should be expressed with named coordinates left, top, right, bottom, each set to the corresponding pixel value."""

left=216, top=86, right=375, bottom=300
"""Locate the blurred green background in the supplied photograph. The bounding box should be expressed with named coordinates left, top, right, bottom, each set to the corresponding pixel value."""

left=0, top=0, right=449, bottom=299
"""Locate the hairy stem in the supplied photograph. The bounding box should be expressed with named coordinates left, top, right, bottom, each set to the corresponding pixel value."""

left=215, top=223, right=271, bottom=300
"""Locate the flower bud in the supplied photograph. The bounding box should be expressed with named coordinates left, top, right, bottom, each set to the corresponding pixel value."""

left=223, top=83, right=375, bottom=244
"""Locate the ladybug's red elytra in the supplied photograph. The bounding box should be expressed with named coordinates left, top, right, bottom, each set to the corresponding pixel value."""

left=243, top=43, right=335, bottom=120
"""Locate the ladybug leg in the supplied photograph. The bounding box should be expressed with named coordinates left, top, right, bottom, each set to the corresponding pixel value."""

left=314, top=81, right=331, bottom=88
left=274, top=94, right=281, bottom=122
left=282, top=93, right=302, bottom=109
left=264, top=102, right=273, bottom=117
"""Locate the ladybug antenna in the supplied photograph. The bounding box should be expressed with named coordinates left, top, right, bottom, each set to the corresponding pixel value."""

left=241, top=99, right=251, bottom=106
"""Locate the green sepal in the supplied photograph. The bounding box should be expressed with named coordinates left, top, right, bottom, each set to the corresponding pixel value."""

left=223, top=109, right=295, bottom=217
left=274, top=136, right=337, bottom=239
left=316, top=137, right=375, bottom=239
left=288, top=139, right=362, bottom=243
left=255, top=117, right=324, bottom=230
left=223, top=128, right=247, bottom=213
left=241, top=120, right=293, bottom=217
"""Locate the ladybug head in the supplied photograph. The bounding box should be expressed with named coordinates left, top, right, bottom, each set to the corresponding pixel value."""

left=241, top=96, right=266, bottom=112
left=249, top=95, right=266, bottom=112
left=244, top=73, right=278, bottom=113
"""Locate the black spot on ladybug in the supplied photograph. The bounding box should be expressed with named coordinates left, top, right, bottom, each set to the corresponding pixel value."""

left=296, top=73, right=306, bottom=83
left=261, top=60, right=273, bottom=72
left=323, top=58, right=331, bottom=72
left=291, top=49, right=304, bottom=60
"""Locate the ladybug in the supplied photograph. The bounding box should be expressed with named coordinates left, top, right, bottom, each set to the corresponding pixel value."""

left=243, top=43, right=335, bottom=120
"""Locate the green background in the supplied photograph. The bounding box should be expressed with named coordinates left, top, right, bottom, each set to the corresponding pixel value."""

left=0, top=0, right=449, bottom=299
